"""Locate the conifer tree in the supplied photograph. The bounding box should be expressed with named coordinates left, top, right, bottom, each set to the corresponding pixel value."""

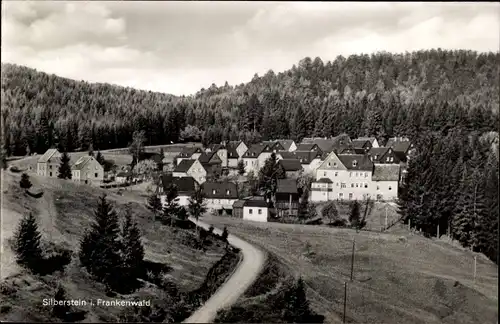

left=13, top=213, right=43, bottom=271
left=349, top=200, right=361, bottom=229
left=146, top=192, right=162, bottom=222
left=237, top=159, right=245, bottom=175
left=79, top=194, right=121, bottom=287
left=282, top=277, right=312, bottom=323
left=88, top=143, right=94, bottom=157
left=188, top=186, right=207, bottom=230
left=258, top=153, right=285, bottom=201
left=120, top=209, right=145, bottom=282
left=52, top=286, right=70, bottom=319
left=95, top=150, right=105, bottom=165
left=20, top=173, right=32, bottom=189
left=291, top=106, right=306, bottom=142
left=162, top=184, right=180, bottom=226
left=58, top=151, right=72, bottom=179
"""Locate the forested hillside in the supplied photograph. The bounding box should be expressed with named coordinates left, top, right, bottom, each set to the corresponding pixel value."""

left=1, top=49, right=499, bottom=156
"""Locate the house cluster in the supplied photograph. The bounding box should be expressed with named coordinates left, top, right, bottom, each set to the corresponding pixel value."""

left=158, top=134, right=415, bottom=223
left=36, top=149, right=104, bottom=186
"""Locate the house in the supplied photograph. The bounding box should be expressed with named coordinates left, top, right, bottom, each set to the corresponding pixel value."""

left=207, top=143, right=229, bottom=168
left=371, top=164, right=400, bottom=201
left=150, top=153, right=165, bottom=170
left=311, top=152, right=374, bottom=201
left=232, top=196, right=266, bottom=218
left=227, top=141, right=248, bottom=160
left=198, top=151, right=222, bottom=177
left=295, top=143, right=323, bottom=153
left=351, top=139, right=372, bottom=154
left=37, top=148, right=62, bottom=177
left=277, top=159, right=303, bottom=178
left=242, top=199, right=270, bottom=222
left=173, top=159, right=207, bottom=184
left=301, top=134, right=352, bottom=154
left=367, top=147, right=401, bottom=164
left=263, top=141, right=286, bottom=152
left=242, top=143, right=273, bottom=174
left=227, top=147, right=239, bottom=169
left=274, top=179, right=299, bottom=217
left=176, top=147, right=204, bottom=165
left=202, top=181, right=239, bottom=214
left=158, top=174, right=196, bottom=207
left=275, top=139, right=297, bottom=152
left=354, top=137, right=380, bottom=148
left=71, top=156, right=104, bottom=186
left=277, top=151, right=324, bottom=174
left=116, top=171, right=131, bottom=183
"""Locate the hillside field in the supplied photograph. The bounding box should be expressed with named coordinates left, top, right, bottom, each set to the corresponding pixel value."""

left=0, top=169, right=229, bottom=322
left=203, top=215, right=498, bottom=324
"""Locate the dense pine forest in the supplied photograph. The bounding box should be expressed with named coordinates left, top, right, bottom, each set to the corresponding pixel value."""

left=1, top=49, right=499, bottom=155
left=1, top=49, right=499, bottom=262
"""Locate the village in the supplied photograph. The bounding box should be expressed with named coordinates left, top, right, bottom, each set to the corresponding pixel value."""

left=32, top=134, right=415, bottom=224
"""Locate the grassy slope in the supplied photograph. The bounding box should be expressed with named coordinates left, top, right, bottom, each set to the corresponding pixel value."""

left=0, top=170, right=227, bottom=322
left=203, top=215, right=498, bottom=324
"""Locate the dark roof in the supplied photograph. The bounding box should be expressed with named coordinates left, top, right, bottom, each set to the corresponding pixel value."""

left=276, top=179, right=298, bottom=194
left=339, top=147, right=356, bottom=154
left=243, top=143, right=272, bottom=158
left=232, top=200, right=246, bottom=208
left=302, top=134, right=352, bottom=153
left=352, top=140, right=371, bottom=149
left=372, top=164, right=400, bottom=181
left=227, top=140, right=245, bottom=150
left=393, top=151, right=407, bottom=162
left=38, top=148, right=61, bottom=163
left=316, top=178, right=333, bottom=183
left=243, top=199, right=269, bottom=208
left=161, top=175, right=196, bottom=194
left=280, top=151, right=323, bottom=164
left=178, top=147, right=203, bottom=158
left=296, top=143, right=322, bottom=152
left=392, top=141, right=412, bottom=153
left=278, top=159, right=303, bottom=171
left=174, top=159, right=196, bottom=172
left=337, top=154, right=373, bottom=171
left=198, top=151, right=221, bottom=164
left=276, top=140, right=294, bottom=151
left=208, top=144, right=223, bottom=152
left=263, top=141, right=285, bottom=151
left=227, top=147, right=239, bottom=158
left=202, top=181, right=238, bottom=199
left=355, top=137, right=377, bottom=144
left=150, top=153, right=163, bottom=164
left=116, top=172, right=131, bottom=177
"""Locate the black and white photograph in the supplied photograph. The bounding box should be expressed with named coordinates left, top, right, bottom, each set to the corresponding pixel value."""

left=0, top=1, right=498, bottom=323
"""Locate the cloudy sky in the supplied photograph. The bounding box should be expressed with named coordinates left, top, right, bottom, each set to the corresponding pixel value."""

left=2, top=1, right=499, bottom=95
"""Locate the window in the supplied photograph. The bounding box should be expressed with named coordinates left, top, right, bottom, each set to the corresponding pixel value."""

left=323, top=172, right=327, bottom=177
left=95, top=173, right=98, bottom=178
left=349, top=193, right=353, bottom=200
left=390, top=157, right=394, bottom=162
left=341, top=183, right=346, bottom=188
left=212, top=189, right=216, bottom=194
left=349, top=172, right=352, bottom=177
left=328, top=162, right=331, bottom=167
left=333, top=162, right=337, bottom=167
left=339, top=193, right=343, bottom=199
left=50, top=172, right=53, bottom=177
left=334, top=172, right=338, bottom=177
left=249, top=208, right=253, bottom=214
left=258, top=209, right=262, bottom=215
left=355, top=172, right=358, bottom=177
left=389, top=186, right=392, bottom=191
left=364, top=183, right=368, bottom=188
left=356, top=183, right=359, bottom=188
left=351, top=183, right=354, bottom=188
left=365, top=172, right=368, bottom=178
left=245, top=161, right=248, bottom=166
left=377, top=186, right=380, bottom=190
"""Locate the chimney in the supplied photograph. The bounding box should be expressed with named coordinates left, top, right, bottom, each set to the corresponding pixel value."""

left=289, top=193, right=292, bottom=213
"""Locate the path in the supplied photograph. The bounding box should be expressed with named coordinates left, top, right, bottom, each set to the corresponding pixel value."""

left=184, top=217, right=266, bottom=323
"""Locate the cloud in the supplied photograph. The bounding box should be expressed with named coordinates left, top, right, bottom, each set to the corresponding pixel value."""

left=2, top=1, right=499, bottom=95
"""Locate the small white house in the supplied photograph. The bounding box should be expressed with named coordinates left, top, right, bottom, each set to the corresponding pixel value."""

left=242, top=199, right=269, bottom=222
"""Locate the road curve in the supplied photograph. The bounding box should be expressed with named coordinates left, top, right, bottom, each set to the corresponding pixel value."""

left=184, top=217, right=266, bottom=323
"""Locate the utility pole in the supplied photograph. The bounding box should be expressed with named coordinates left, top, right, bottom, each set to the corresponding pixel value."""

left=350, top=238, right=355, bottom=281
left=437, top=223, right=440, bottom=239
left=343, top=281, right=347, bottom=324
left=385, top=205, right=388, bottom=230
left=473, top=255, right=477, bottom=284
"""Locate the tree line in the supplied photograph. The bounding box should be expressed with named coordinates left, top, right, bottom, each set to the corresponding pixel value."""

left=1, top=49, right=498, bottom=156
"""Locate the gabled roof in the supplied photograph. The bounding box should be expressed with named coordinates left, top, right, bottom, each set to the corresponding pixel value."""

left=174, top=159, right=196, bottom=173
left=278, top=159, right=303, bottom=172
left=392, top=141, right=412, bottom=153
left=337, top=154, right=373, bottom=171
left=316, top=178, right=333, bottom=183
left=276, top=179, right=298, bottom=194
left=198, top=151, right=221, bottom=164
left=227, top=147, right=239, bottom=159
left=72, top=156, right=100, bottom=171
left=202, top=181, right=238, bottom=199
left=243, top=199, right=269, bottom=208
left=262, top=141, right=285, bottom=151
left=161, top=175, right=196, bottom=195
left=178, top=147, right=203, bottom=158
left=372, top=164, right=401, bottom=181
left=352, top=140, right=371, bottom=149
left=38, top=148, right=61, bottom=163
left=275, top=139, right=295, bottom=151
left=293, top=151, right=324, bottom=164
left=243, top=143, right=272, bottom=158
left=301, top=134, right=351, bottom=153
left=296, top=143, right=322, bottom=153
left=116, top=171, right=131, bottom=177
left=227, top=140, right=246, bottom=150
left=355, top=137, right=377, bottom=145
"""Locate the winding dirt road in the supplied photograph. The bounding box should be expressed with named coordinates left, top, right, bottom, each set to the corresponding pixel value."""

left=184, top=217, right=266, bottom=323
